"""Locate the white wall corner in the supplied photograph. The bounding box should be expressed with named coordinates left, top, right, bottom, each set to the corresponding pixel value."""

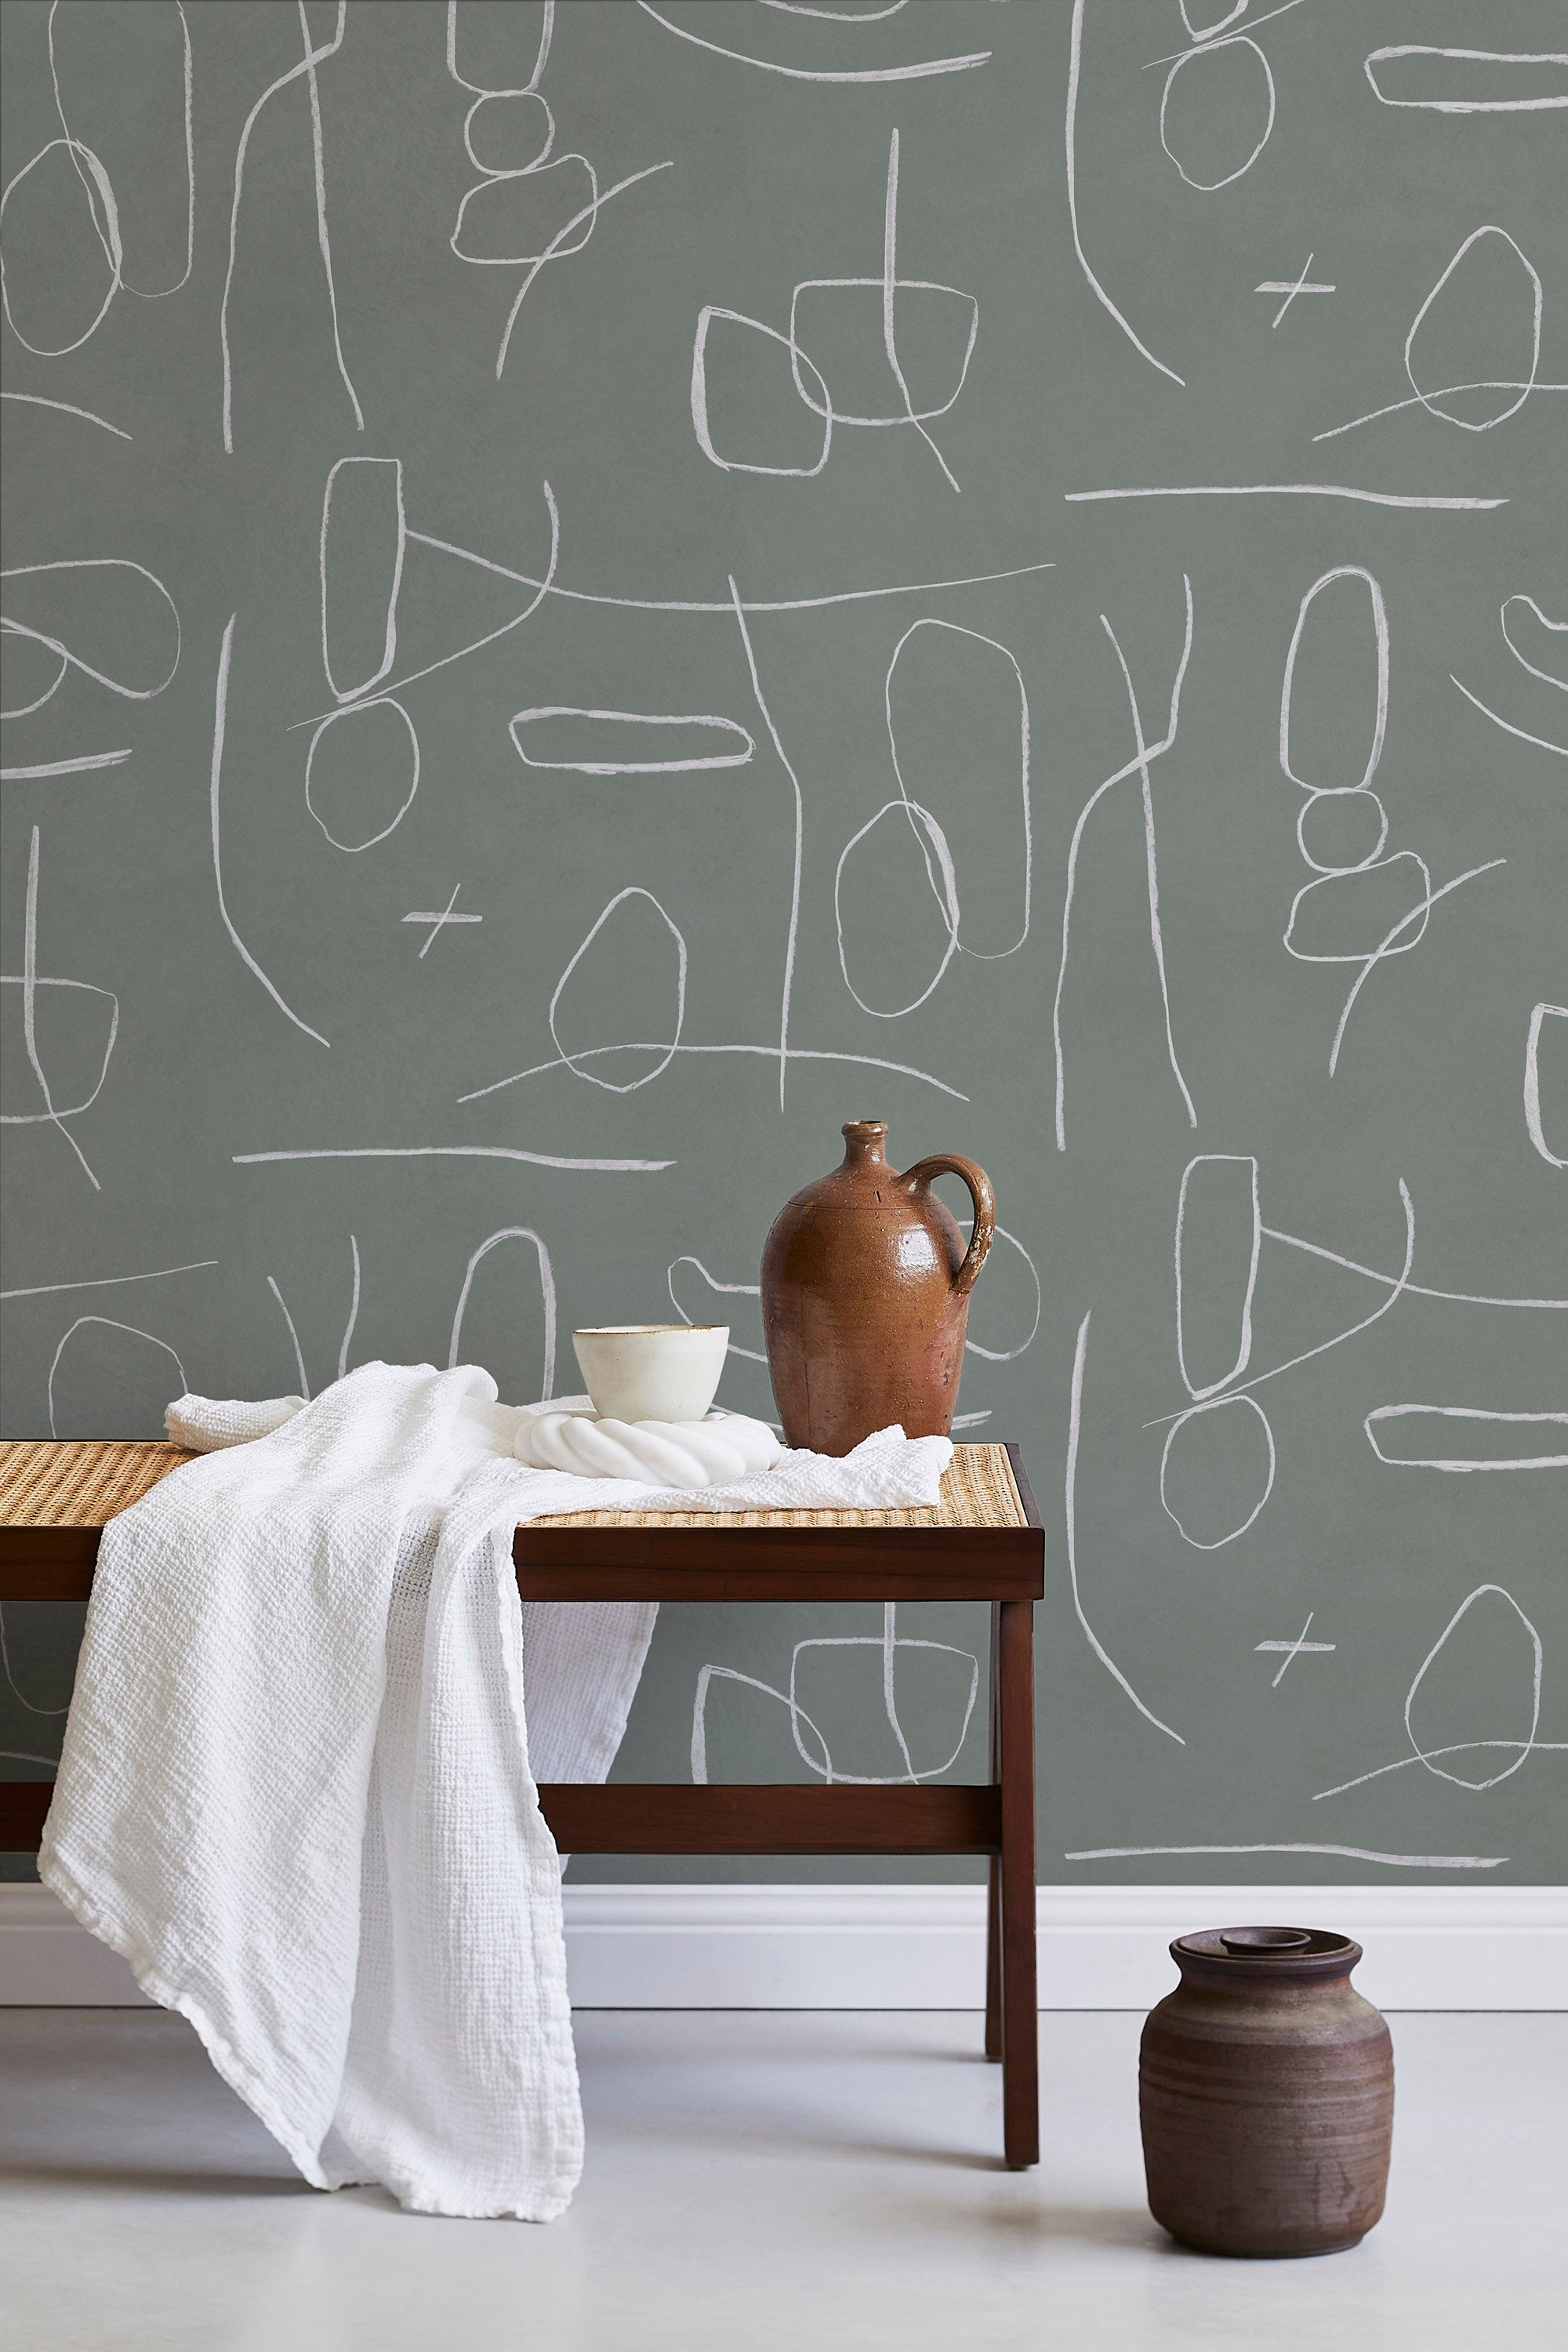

left=3, top=1881, right=1563, bottom=2011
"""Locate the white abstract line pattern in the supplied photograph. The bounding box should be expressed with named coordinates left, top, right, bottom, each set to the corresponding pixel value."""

left=1065, top=1843, right=1508, bottom=1870
left=635, top=2, right=989, bottom=83
left=1, top=1261, right=216, bottom=1302
left=1524, top=1005, right=1567, bottom=1169
left=0, top=391, right=131, bottom=440
left=1257, top=1613, right=1335, bottom=1688
left=1363, top=1406, right=1568, bottom=1473
left=691, top=1605, right=979, bottom=1786
left=449, top=1227, right=557, bottom=1399
left=1065, top=1311, right=1185, bottom=1744
left=220, top=2, right=361, bottom=452
left=266, top=1275, right=310, bottom=1399
left=232, top=1146, right=675, bottom=1173
left=1065, top=485, right=1506, bottom=510
left=1053, top=577, right=1194, bottom=1151
left=1363, top=45, right=1568, bottom=114
left=1, top=751, right=132, bottom=780
left=1065, top=0, right=1183, bottom=385
left=2, top=826, right=117, bottom=1190
left=729, top=580, right=804, bottom=1109
left=47, top=1316, right=186, bottom=1439
left=457, top=1041, right=967, bottom=1106
left=209, top=617, right=331, bottom=1049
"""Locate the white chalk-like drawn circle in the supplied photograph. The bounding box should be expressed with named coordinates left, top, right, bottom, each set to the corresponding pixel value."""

left=1179, top=1, right=1250, bottom=38
left=1279, top=567, right=1389, bottom=796
left=320, top=457, right=405, bottom=706
left=448, top=1225, right=557, bottom=1400
left=305, top=697, right=420, bottom=852
left=1295, top=787, right=1390, bottom=877
left=47, top=1316, right=187, bottom=1440
left=0, top=136, right=122, bottom=356
left=691, top=307, right=833, bottom=477
left=1160, top=1393, right=1276, bottom=1551
left=549, top=885, right=687, bottom=1092
left=1160, top=37, right=1276, bottom=192
left=1283, top=852, right=1432, bottom=964
left=451, top=152, right=598, bottom=267
left=834, top=797, right=960, bottom=1018
left=884, top=619, right=1030, bottom=962
left=1404, top=226, right=1543, bottom=432
left=0, top=974, right=118, bottom=1125
left=463, top=91, right=555, bottom=177
left=507, top=707, right=755, bottom=774
left=1174, top=1155, right=1260, bottom=1401
left=1501, top=593, right=1568, bottom=691
left=964, top=1224, right=1040, bottom=1363
left=1405, top=1584, right=1543, bottom=1789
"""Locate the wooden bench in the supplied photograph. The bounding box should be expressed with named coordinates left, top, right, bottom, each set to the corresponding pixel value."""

left=0, top=1437, right=1044, bottom=2169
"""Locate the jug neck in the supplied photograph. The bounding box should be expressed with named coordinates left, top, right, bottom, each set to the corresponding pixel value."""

left=840, top=1120, right=890, bottom=1170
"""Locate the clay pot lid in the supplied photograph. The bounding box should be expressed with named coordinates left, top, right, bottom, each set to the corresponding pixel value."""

left=1173, top=1925, right=1363, bottom=1976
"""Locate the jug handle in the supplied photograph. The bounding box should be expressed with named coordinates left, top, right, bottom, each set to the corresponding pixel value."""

left=902, top=1155, right=996, bottom=1298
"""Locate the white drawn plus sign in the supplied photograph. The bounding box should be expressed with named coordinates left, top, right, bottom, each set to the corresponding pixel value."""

left=402, top=884, right=482, bottom=958
left=1255, top=1610, right=1336, bottom=1687
left=1255, top=253, right=1336, bottom=327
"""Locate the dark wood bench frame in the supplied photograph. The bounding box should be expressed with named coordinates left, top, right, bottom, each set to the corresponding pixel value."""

left=1, top=1443, right=1043, bottom=2169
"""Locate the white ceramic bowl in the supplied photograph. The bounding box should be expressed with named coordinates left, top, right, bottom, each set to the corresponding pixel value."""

left=572, top=1325, right=729, bottom=1425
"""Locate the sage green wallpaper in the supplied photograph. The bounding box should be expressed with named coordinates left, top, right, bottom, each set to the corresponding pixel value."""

left=2, top=2, right=1563, bottom=1888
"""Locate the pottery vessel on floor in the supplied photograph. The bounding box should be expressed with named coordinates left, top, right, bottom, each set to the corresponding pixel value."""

left=1139, top=1926, right=1395, bottom=2259
left=760, top=1120, right=995, bottom=1456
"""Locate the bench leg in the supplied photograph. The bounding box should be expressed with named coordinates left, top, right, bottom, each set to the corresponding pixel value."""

left=984, top=1855, right=1002, bottom=2060
left=995, top=1596, right=1038, bottom=2169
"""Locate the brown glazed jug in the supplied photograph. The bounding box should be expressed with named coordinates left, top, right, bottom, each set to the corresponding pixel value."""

left=1139, top=1926, right=1394, bottom=2259
left=760, top=1120, right=995, bottom=1455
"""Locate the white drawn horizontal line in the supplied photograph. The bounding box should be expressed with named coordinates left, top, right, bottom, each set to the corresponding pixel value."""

left=1314, top=1740, right=1568, bottom=1802
left=0, top=1260, right=218, bottom=1301
left=1065, top=485, right=1507, bottom=510
left=0, top=390, right=132, bottom=440
left=1255, top=282, right=1335, bottom=294
left=457, top=1040, right=967, bottom=1104
left=1312, top=379, right=1568, bottom=441
left=1065, top=1843, right=1507, bottom=1869
left=408, top=534, right=1054, bottom=615
left=1, top=751, right=132, bottom=779
left=232, top=1147, right=674, bottom=1172
left=402, top=912, right=481, bottom=924
left=1255, top=1640, right=1335, bottom=1653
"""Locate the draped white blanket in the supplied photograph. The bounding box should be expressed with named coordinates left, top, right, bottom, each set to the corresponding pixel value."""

left=42, top=1362, right=953, bottom=2219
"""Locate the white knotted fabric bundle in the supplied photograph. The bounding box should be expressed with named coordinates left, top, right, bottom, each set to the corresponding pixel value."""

left=514, top=1397, right=782, bottom=1485
left=44, top=1362, right=953, bottom=2220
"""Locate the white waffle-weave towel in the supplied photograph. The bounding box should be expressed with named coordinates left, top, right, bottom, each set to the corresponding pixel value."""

left=42, top=1363, right=952, bottom=2218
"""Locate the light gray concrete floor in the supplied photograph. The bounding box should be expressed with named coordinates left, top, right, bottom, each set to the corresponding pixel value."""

left=0, top=2009, right=1563, bottom=2352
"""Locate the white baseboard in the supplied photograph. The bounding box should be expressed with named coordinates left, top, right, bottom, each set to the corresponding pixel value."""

left=2, top=1882, right=1563, bottom=2009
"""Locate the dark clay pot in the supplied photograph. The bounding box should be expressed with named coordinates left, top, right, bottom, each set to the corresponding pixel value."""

left=760, top=1120, right=995, bottom=1456
left=1139, top=1926, right=1394, bottom=2259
